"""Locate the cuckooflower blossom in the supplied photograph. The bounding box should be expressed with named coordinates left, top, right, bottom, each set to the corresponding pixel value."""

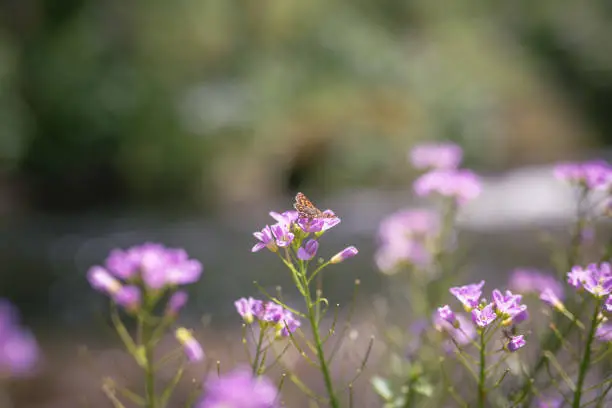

left=0, top=300, right=40, bottom=377
left=450, top=281, right=485, bottom=311
left=554, top=160, right=612, bottom=190
left=604, top=296, right=612, bottom=314
left=94, top=243, right=203, bottom=291
left=114, top=286, right=141, bottom=312
left=568, top=262, right=612, bottom=297
left=297, top=214, right=341, bottom=233
left=433, top=313, right=476, bottom=349
left=506, top=335, right=526, bottom=352
left=375, top=209, right=439, bottom=273
left=235, top=297, right=263, bottom=324
left=472, top=303, right=497, bottom=328
left=166, top=291, right=189, bottom=317
left=595, top=322, right=612, bottom=342
left=175, top=328, right=204, bottom=363
left=414, top=169, right=481, bottom=204
left=437, top=305, right=457, bottom=327
left=540, top=288, right=565, bottom=311
left=197, top=366, right=279, bottom=408
left=536, top=396, right=563, bottom=408
left=508, top=268, right=565, bottom=300
left=252, top=225, right=277, bottom=253
left=297, top=239, right=319, bottom=261
left=409, top=142, right=463, bottom=170
left=492, top=289, right=528, bottom=324
left=330, top=246, right=359, bottom=264
left=269, top=223, right=294, bottom=248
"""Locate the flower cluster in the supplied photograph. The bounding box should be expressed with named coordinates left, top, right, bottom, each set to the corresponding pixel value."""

left=554, top=160, right=612, bottom=190
left=0, top=300, right=39, bottom=377
left=440, top=280, right=528, bottom=351
left=235, top=297, right=301, bottom=339
left=197, top=366, right=279, bottom=408
left=87, top=243, right=203, bottom=312
left=409, top=142, right=481, bottom=204
left=375, top=209, right=439, bottom=273
left=567, top=262, right=612, bottom=299
left=409, top=142, right=463, bottom=170
left=508, top=268, right=565, bottom=300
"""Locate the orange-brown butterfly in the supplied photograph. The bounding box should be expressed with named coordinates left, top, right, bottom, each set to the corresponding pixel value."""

left=294, top=192, right=337, bottom=220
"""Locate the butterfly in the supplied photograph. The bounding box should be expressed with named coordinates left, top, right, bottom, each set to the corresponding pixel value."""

left=293, top=192, right=337, bottom=220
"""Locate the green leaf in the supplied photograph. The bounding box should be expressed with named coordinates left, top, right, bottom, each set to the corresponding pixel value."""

left=371, top=376, right=394, bottom=401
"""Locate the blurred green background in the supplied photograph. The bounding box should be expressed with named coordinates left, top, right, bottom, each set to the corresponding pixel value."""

left=2, top=0, right=612, bottom=406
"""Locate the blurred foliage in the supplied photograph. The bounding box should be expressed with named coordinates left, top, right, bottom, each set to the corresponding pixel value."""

left=0, top=0, right=611, bottom=212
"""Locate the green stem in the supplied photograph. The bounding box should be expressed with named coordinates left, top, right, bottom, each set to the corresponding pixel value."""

left=143, top=320, right=156, bottom=408
left=477, top=329, right=486, bottom=408
left=252, top=326, right=267, bottom=375
left=572, top=299, right=601, bottom=408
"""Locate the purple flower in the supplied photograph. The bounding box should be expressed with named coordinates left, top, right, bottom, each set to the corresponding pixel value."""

left=330, top=246, right=358, bottom=264
left=297, top=214, right=341, bottom=233
left=567, top=265, right=589, bottom=289
left=437, top=305, right=457, bottom=327
left=166, top=291, right=189, bottom=316
left=235, top=297, right=263, bottom=324
left=604, top=296, right=612, bottom=314
left=554, top=160, right=612, bottom=190
left=175, top=328, right=204, bottom=362
left=508, top=268, right=565, bottom=300
left=270, top=223, right=294, bottom=248
left=581, top=263, right=612, bottom=298
left=540, top=288, right=564, bottom=310
left=595, top=322, right=612, bottom=342
left=375, top=209, right=439, bottom=273
left=450, top=280, right=485, bottom=311
left=0, top=300, right=40, bottom=377
left=492, top=289, right=528, bottom=323
left=94, top=243, right=203, bottom=291
left=536, top=396, right=563, bottom=408
left=414, top=169, right=481, bottom=204
left=114, top=286, right=141, bottom=312
left=507, top=335, right=526, bottom=352
left=433, top=313, right=476, bottom=348
left=269, top=210, right=298, bottom=228
left=196, top=366, right=279, bottom=408
left=252, top=225, right=277, bottom=253
left=409, top=142, right=463, bottom=170
left=297, top=239, right=319, bottom=261
left=87, top=266, right=122, bottom=295
left=471, top=303, right=497, bottom=328
left=277, top=312, right=301, bottom=338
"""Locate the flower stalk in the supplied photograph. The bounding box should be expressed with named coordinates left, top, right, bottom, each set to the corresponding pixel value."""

left=572, top=298, right=602, bottom=408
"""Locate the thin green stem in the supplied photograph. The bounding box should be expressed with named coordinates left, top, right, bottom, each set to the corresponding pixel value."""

left=252, top=326, right=267, bottom=375
left=143, top=321, right=156, bottom=408
left=572, top=299, right=602, bottom=408
left=477, top=329, right=487, bottom=408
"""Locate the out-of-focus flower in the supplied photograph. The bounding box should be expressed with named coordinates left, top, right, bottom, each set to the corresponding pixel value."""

left=508, top=268, right=565, bottom=300
left=535, top=396, right=563, bottom=408
left=0, top=300, right=40, bottom=377
left=252, top=225, right=277, bottom=253
left=554, top=160, right=612, bottom=190
left=375, top=209, right=439, bottom=274
left=472, top=303, right=497, bottom=328
left=506, top=335, right=526, bottom=352
left=114, top=286, right=141, bottom=312
left=540, top=288, right=565, bottom=311
left=235, top=297, right=263, bottom=325
left=604, top=295, right=612, bottom=314
left=297, top=214, right=341, bottom=233
left=409, top=142, right=463, bottom=170
left=92, top=243, right=203, bottom=292
left=166, top=291, right=189, bottom=317
left=414, top=169, right=481, bottom=204
left=330, top=246, right=358, bottom=264
left=297, top=239, right=319, bottom=261
left=595, top=322, right=612, bottom=342
left=568, top=263, right=612, bottom=298
left=433, top=313, right=476, bottom=349
left=175, top=328, right=204, bottom=363
left=437, top=305, right=457, bottom=327
left=197, top=366, right=279, bottom=408
left=450, top=281, right=485, bottom=311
